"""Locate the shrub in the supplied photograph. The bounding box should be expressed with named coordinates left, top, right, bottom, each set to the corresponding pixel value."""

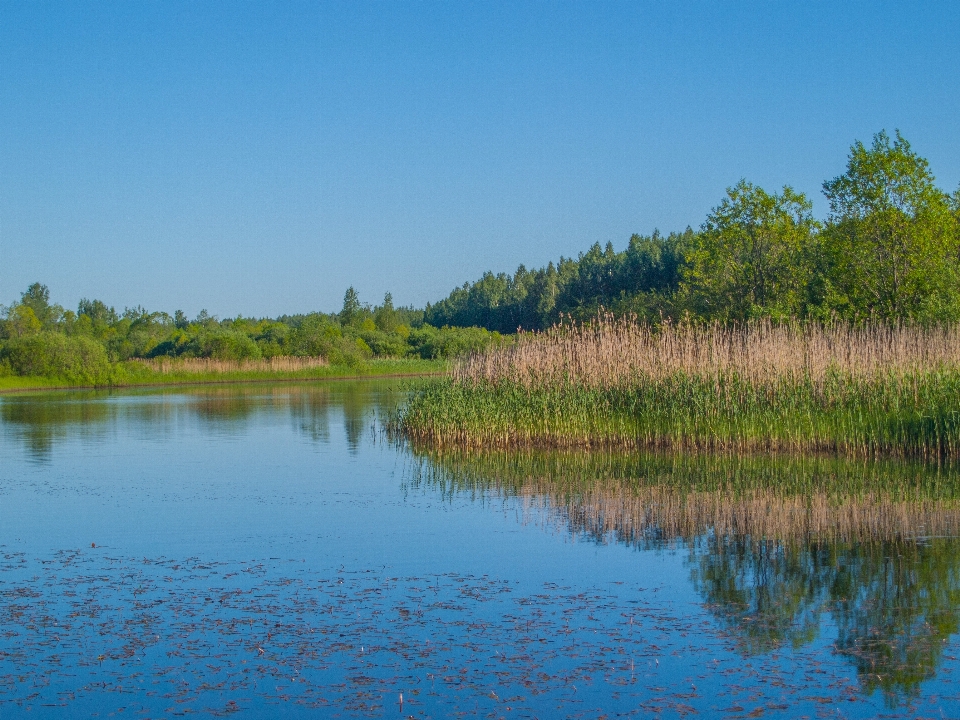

left=407, top=324, right=502, bottom=359
left=359, top=329, right=409, bottom=357
left=191, top=330, right=263, bottom=361
left=0, top=332, right=112, bottom=385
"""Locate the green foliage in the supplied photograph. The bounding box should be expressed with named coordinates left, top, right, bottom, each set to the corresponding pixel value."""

left=425, top=231, right=689, bottom=331
left=682, top=181, right=818, bottom=320
left=820, top=130, right=960, bottom=321
left=407, top=325, right=503, bottom=360
left=1, top=305, right=42, bottom=339
left=21, top=283, right=53, bottom=324
left=186, top=330, right=263, bottom=361
left=0, top=285, right=445, bottom=385
left=78, top=298, right=118, bottom=326
left=402, top=369, right=960, bottom=458
left=425, top=131, right=959, bottom=329
left=340, top=286, right=362, bottom=326
left=0, top=332, right=112, bottom=385
left=373, top=292, right=400, bottom=332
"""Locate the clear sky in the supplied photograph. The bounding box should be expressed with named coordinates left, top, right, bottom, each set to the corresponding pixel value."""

left=1, top=1, right=958, bottom=318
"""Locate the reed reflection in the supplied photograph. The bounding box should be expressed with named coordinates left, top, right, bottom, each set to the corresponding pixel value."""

left=409, top=447, right=960, bottom=704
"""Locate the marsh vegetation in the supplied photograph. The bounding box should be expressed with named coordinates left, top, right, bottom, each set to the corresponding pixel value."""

left=401, top=317, right=960, bottom=457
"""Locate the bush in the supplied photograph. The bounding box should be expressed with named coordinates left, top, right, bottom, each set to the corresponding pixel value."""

left=189, top=330, right=263, bottom=361
left=0, top=332, right=112, bottom=385
left=359, top=329, right=409, bottom=357
left=407, top=324, right=502, bottom=359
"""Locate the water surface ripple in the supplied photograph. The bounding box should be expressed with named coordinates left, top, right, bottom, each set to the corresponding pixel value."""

left=1, top=381, right=959, bottom=718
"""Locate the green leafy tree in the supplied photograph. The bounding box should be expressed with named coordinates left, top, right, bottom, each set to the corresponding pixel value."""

left=821, top=130, right=960, bottom=321
left=683, top=180, right=817, bottom=320
left=374, top=292, right=399, bottom=332
left=340, top=287, right=361, bottom=326
left=2, top=304, right=42, bottom=338
left=20, top=282, right=52, bottom=323
left=0, top=332, right=111, bottom=384
left=78, top=298, right=117, bottom=324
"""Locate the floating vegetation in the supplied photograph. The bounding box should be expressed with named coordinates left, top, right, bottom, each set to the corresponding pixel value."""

left=2, top=547, right=959, bottom=717
left=400, top=318, right=960, bottom=457
left=407, top=447, right=960, bottom=705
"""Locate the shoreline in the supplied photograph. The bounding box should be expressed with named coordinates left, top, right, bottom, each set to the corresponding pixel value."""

left=399, top=375, right=960, bottom=460
left=0, top=361, right=448, bottom=395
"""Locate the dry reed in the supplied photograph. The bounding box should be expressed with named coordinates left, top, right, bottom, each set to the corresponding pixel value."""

left=402, top=317, right=960, bottom=456
left=455, top=315, right=960, bottom=388
left=134, top=356, right=329, bottom=375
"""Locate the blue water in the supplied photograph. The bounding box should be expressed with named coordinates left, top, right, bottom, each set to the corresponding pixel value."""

left=1, top=381, right=959, bottom=718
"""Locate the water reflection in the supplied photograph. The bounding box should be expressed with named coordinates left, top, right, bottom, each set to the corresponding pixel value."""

left=0, top=381, right=404, bottom=460
left=0, top=392, right=113, bottom=457
left=409, top=447, right=960, bottom=704
left=4, top=385, right=960, bottom=711
left=692, top=536, right=960, bottom=703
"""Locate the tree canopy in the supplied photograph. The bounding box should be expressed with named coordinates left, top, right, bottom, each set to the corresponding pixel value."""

left=3, top=129, right=958, bottom=384
left=425, top=130, right=960, bottom=330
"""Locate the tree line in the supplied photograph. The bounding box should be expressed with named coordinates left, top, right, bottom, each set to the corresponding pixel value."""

left=425, top=131, right=960, bottom=331
left=0, top=285, right=500, bottom=383
left=2, top=130, right=958, bottom=382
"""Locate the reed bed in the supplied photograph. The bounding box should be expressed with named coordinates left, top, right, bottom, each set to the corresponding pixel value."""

left=401, top=318, right=960, bottom=457
left=456, top=316, right=960, bottom=387
left=133, top=356, right=329, bottom=375
left=410, top=449, right=960, bottom=545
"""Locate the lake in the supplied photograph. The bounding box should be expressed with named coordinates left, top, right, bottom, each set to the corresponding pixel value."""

left=2, top=380, right=959, bottom=718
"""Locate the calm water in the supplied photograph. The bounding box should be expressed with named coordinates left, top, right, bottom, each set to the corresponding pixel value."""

left=1, top=380, right=959, bottom=718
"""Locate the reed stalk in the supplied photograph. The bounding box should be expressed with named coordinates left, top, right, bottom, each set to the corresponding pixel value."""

left=401, top=317, right=960, bottom=457
left=132, top=356, right=329, bottom=375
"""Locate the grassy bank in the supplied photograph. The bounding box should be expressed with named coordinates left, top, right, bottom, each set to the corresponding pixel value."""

left=0, top=357, right=446, bottom=393
left=399, top=318, right=960, bottom=458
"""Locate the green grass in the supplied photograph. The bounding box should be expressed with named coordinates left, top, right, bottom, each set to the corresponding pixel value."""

left=0, top=375, right=71, bottom=392
left=399, top=369, right=960, bottom=458
left=0, top=358, right=447, bottom=394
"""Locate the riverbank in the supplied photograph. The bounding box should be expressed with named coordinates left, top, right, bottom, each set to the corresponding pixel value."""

left=399, top=319, right=960, bottom=459
left=0, top=357, right=447, bottom=394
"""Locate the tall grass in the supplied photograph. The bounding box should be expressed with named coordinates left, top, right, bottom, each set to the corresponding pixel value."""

left=456, top=316, right=960, bottom=387
left=401, top=317, right=960, bottom=457
left=134, top=356, right=329, bottom=374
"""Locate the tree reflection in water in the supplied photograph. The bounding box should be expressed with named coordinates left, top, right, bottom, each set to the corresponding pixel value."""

left=411, top=446, right=960, bottom=704
left=0, top=381, right=405, bottom=460
left=691, top=535, right=960, bottom=703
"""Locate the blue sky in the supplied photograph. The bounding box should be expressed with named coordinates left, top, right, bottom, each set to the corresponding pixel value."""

left=1, top=1, right=958, bottom=317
